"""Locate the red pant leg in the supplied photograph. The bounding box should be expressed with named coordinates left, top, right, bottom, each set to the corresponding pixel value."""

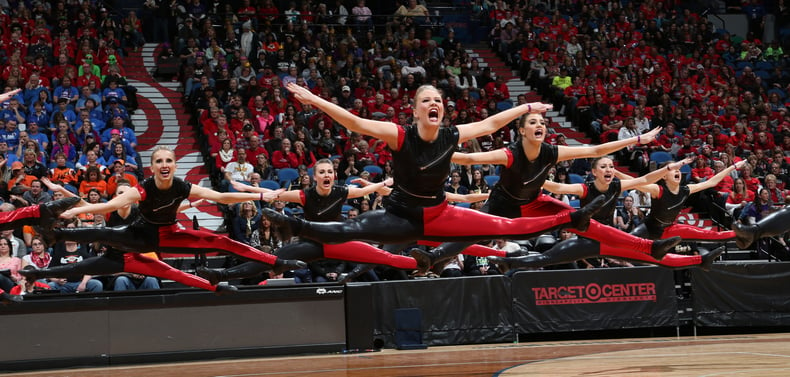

left=521, top=195, right=653, bottom=254
left=575, top=221, right=653, bottom=255
left=157, top=225, right=278, bottom=265
left=0, top=205, right=40, bottom=231
left=662, top=224, right=734, bottom=241
left=123, top=253, right=217, bottom=291
left=422, top=201, right=571, bottom=239
left=417, top=241, right=506, bottom=257
left=599, top=244, right=702, bottom=267
left=323, top=242, right=417, bottom=269
left=460, top=244, right=506, bottom=257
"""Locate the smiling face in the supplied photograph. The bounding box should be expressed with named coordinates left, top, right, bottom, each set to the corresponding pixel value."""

left=414, top=86, right=443, bottom=128
left=518, top=113, right=548, bottom=144
left=150, top=148, right=177, bottom=183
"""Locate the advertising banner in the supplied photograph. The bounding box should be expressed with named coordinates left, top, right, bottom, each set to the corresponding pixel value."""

left=513, top=267, right=678, bottom=333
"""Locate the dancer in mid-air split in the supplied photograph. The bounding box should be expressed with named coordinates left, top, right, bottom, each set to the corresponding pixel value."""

left=489, top=156, right=728, bottom=270
left=197, top=159, right=434, bottom=284
left=22, top=147, right=306, bottom=293
left=410, top=112, right=681, bottom=271
left=262, top=83, right=606, bottom=255
left=20, top=178, right=252, bottom=293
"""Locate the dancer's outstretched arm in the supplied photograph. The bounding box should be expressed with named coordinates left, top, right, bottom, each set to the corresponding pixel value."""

left=541, top=181, right=585, bottom=197
left=0, top=89, right=21, bottom=104
left=618, top=158, right=694, bottom=191
left=287, top=82, right=400, bottom=147
left=447, top=192, right=490, bottom=203
left=190, top=184, right=283, bottom=205
left=687, top=160, right=745, bottom=194
left=456, top=102, right=552, bottom=143
left=557, top=127, right=662, bottom=161
left=347, top=177, right=393, bottom=198
left=452, top=149, right=510, bottom=166
left=61, top=186, right=142, bottom=218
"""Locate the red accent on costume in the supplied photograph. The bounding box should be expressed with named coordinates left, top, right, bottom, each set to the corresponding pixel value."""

left=519, top=194, right=654, bottom=254
left=123, top=253, right=217, bottom=291
left=0, top=205, right=40, bottom=226
left=503, top=147, right=514, bottom=168
left=417, top=241, right=508, bottom=257
left=661, top=224, right=735, bottom=240
left=396, top=125, right=406, bottom=150
left=323, top=242, right=417, bottom=269
left=421, top=200, right=572, bottom=238
left=600, top=245, right=702, bottom=267
left=136, top=185, right=147, bottom=201
left=299, top=190, right=306, bottom=206
left=157, top=224, right=278, bottom=265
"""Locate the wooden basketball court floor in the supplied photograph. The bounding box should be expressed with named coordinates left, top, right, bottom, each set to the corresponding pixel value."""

left=9, top=332, right=790, bottom=376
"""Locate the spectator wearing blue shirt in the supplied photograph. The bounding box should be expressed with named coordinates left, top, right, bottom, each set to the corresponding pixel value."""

left=22, top=73, right=50, bottom=108
left=50, top=97, right=77, bottom=132
left=103, top=131, right=138, bottom=160
left=52, top=76, right=80, bottom=107
left=100, top=116, right=137, bottom=151
left=0, top=140, right=18, bottom=166
left=27, top=101, right=49, bottom=129
left=0, top=119, right=21, bottom=149
left=101, top=79, right=128, bottom=105
left=26, top=121, right=49, bottom=152
left=102, top=97, right=129, bottom=123
left=75, top=109, right=106, bottom=134
left=75, top=86, right=102, bottom=113
left=0, top=97, right=27, bottom=126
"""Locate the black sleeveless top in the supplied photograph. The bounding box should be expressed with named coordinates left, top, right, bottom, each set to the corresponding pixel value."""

left=581, top=179, right=621, bottom=226
left=645, top=181, right=690, bottom=230
left=136, top=177, right=192, bottom=225
left=493, top=142, right=559, bottom=205
left=385, top=124, right=458, bottom=209
left=302, top=185, right=349, bottom=222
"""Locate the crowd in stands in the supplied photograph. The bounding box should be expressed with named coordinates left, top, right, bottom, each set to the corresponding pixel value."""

left=171, top=0, right=790, bottom=283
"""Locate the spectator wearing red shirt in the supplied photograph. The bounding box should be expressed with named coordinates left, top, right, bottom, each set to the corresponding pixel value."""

left=754, top=131, right=776, bottom=151
left=711, top=160, right=734, bottom=193
left=483, top=75, right=510, bottom=103
left=270, top=138, right=298, bottom=169
left=726, top=177, right=755, bottom=217
left=740, top=163, right=762, bottom=194
left=691, top=157, right=715, bottom=183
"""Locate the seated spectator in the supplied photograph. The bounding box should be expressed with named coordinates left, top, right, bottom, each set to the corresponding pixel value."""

left=46, top=222, right=103, bottom=293
left=48, top=153, right=79, bottom=193
left=76, top=148, right=109, bottom=176
left=0, top=237, right=22, bottom=293
left=727, top=178, right=755, bottom=218
left=222, top=148, right=254, bottom=190
left=21, top=236, right=51, bottom=272
left=50, top=131, right=78, bottom=164
left=79, top=165, right=108, bottom=199
left=691, top=157, right=715, bottom=183
left=253, top=154, right=274, bottom=181
left=101, top=115, right=136, bottom=151
left=271, top=138, right=299, bottom=169
left=105, top=160, right=139, bottom=198
left=232, top=201, right=260, bottom=244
